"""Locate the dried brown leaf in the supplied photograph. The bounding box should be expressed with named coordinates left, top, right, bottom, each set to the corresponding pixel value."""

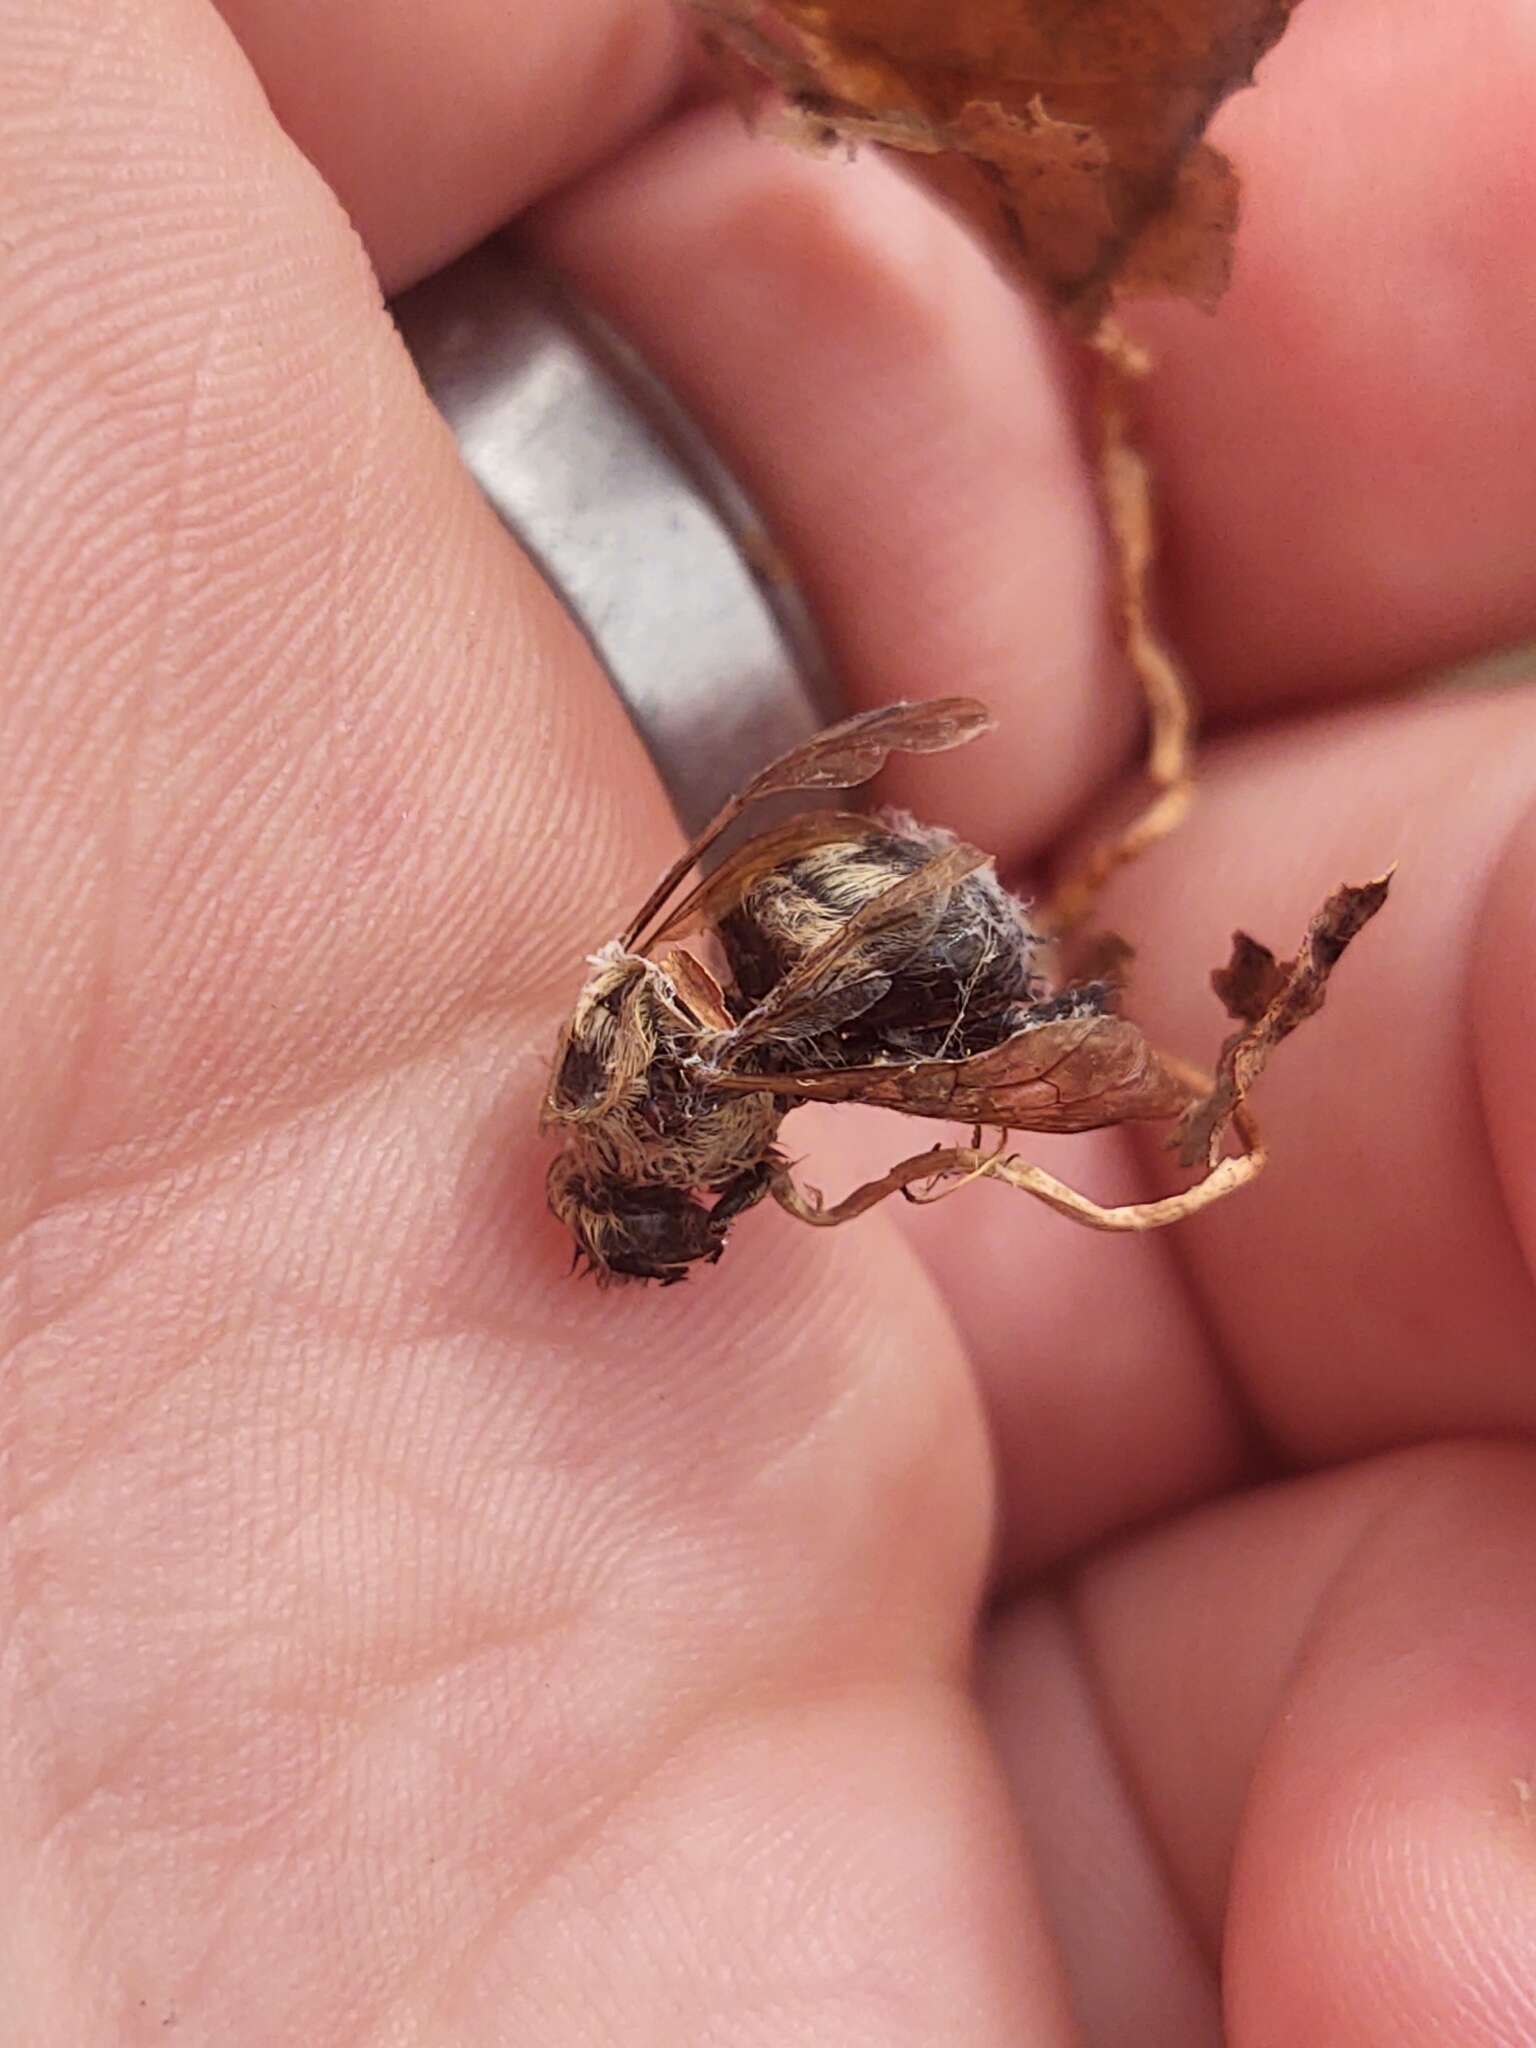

left=687, top=0, right=1303, bottom=323
left=1210, top=929, right=1288, bottom=1023
left=1179, top=873, right=1394, bottom=1168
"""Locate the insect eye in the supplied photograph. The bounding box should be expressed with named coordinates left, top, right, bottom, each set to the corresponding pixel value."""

left=555, top=1036, right=608, bottom=1109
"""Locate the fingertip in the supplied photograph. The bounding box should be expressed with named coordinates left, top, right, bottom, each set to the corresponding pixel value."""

left=1226, top=1444, right=1536, bottom=2048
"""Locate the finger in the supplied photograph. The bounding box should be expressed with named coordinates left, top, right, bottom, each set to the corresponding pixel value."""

left=1222, top=1446, right=1536, bottom=2045
left=529, top=104, right=1140, bottom=865
left=984, top=1442, right=1536, bottom=2046
left=210, top=0, right=689, bottom=291
left=1134, top=0, right=1536, bottom=713
left=0, top=0, right=677, bottom=1211
left=1083, top=680, right=1536, bottom=1459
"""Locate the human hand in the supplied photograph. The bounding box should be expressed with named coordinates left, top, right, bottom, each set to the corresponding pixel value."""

left=4, top=2, right=1535, bottom=2042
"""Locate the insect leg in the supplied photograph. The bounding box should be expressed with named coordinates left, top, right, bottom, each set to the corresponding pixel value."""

left=708, top=1160, right=777, bottom=1225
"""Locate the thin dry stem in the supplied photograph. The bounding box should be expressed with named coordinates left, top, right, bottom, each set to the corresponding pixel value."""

left=774, top=1101, right=1265, bottom=1236
left=1046, top=320, right=1196, bottom=935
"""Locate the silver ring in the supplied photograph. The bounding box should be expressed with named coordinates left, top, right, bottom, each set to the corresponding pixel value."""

left=392, top=239, right=837, bottom=831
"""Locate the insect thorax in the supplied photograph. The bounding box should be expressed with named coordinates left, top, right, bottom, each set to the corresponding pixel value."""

left=717, top=820, right=1044, bottom=1062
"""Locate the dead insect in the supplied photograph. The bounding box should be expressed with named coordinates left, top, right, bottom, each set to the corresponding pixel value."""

left=542, top=696, right=1215, bottom=1284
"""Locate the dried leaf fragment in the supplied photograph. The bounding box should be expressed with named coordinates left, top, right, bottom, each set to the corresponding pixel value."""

left=1179, top=873, right=1395, bottom=1169
left=686, top=0, right=1305, bottom=322
left=1210, top=929, right=1288, bottom=1023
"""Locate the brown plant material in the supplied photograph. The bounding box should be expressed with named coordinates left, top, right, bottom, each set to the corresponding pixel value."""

left=1045, top=322, right=1194, bottom=936
left=775, top=1112, right=1264, bottom=1234
left=685, top=0, right=1304, bottom=325
left=1178, top=873, right=1396, bottom=1168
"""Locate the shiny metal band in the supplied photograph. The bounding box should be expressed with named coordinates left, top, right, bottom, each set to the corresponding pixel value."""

left=393, top=240, right=835, bottom=830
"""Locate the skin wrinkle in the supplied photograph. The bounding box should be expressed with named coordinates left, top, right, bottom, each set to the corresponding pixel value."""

left=5, top=3, right=645, bottom=1201
left=29, top=1518, right=544, bottom=2020
left=408, top=1674, right=987, bottom=2047
left=117, top=570, right=604, bottom=1166
left=0, top=1062, right=496, bottom=1531
left=161, top=1623, right=740, bottom=2038
left=273, top=1437, right=593, bottom=1658
left=27, top=1612, right=267, bottom=1877
left=1053, top=1563, right=1226, bottom=1981
left=6, top=945, right=556, bottom=1219
left=1437, top=781, right=1536, bottom=1323
left=1068, top=1455, right=1430, bottom=1974
left=1, top=353, right=169, bottom=1232
left=1470, top=784, right=1536, bottom=1293
left=8, top=1321, right=237, bottom=1571
left=150, top=659, right=328, bottom=923
left=49, top=290, right=247, bottom=1249
left=4, top=152, right=347, bottom=1192
left=321, top=332, right=408, bottom=930
left=15, top=0, right=134, bottom=116
left=984, top=1588, right=1223, bottom=2046
left=12, top=1114, right=966, bottom=2023
left=0, top=1015, right=281, bottom=1893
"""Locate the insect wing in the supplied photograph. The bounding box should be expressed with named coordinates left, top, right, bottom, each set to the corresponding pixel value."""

left=736, top=696, right=994, bottom=803
left=720, top=840, right=993, bottom=1055
left=647, top=811, right=883, bottom=947
left=708, top=1012, right=1194, bottom=1133
left=623, top=695, right=993, bottom=950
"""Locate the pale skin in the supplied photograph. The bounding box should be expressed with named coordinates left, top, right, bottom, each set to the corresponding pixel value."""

left=4, top=1, right=1536, bottom=2042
